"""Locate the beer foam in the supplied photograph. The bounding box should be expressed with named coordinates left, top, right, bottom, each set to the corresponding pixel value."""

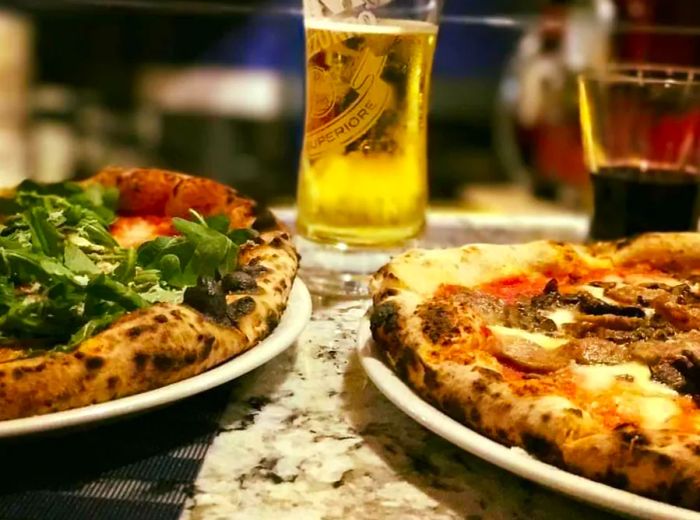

left=305, top=17, right=438, bottom=35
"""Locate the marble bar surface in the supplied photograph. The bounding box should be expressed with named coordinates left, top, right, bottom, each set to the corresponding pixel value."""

left=183, top=213, right=622, bottom=520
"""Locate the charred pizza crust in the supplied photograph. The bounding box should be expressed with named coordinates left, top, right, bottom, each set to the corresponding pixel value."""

left=370, top=233, right=700, bottom=509
left=0, top=168, right=299, bottom=420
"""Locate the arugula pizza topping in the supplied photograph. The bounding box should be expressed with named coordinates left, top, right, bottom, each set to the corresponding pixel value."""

left=0, top=181, right=256, bottom=351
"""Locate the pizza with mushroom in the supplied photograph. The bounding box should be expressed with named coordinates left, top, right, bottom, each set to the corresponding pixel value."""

left=0, top=167, right=298, bottom=420
left=370, top=234, right=700, bottom=509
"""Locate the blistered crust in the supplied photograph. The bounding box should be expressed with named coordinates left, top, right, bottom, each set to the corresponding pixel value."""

left=86, top=166, right=283, bottom=231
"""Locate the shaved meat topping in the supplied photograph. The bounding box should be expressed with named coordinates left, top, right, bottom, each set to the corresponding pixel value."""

left=482, top=274, right=700, bottom=399
left=487, top=335, right=569, bottom=373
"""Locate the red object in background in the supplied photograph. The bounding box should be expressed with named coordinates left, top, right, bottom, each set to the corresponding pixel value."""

left=534, top=122, right=589, bottom=187
left=647, top=109, right=700, bottom=169
left=614, top=0, right=700, bottom=66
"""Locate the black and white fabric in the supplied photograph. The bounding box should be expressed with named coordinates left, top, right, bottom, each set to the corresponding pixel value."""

left=0, top=384, right=232, bottom=520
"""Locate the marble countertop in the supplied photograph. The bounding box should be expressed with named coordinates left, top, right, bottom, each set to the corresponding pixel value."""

left=182, top=295, right=624, bottom=520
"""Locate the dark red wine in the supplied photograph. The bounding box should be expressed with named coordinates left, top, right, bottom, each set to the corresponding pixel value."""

left=590, top=166, right=700, bottom=240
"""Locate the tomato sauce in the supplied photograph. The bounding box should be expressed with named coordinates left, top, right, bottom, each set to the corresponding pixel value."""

left=110, top=215, right=178, bottom=248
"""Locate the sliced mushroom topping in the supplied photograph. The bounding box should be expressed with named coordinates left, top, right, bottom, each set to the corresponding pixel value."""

left=629, top=333, right=700, bottom=396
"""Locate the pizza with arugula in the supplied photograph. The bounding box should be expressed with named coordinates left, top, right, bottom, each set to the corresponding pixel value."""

left=370, top=235, right=700, bottom=509
left=0, top=167, right=298, bottom=420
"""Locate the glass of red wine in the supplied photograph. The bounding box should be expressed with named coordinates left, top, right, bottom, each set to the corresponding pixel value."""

left=578, top=65, right=700, bottom=241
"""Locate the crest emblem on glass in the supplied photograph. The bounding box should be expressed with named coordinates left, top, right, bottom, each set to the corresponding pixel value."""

left=296, top=0, right=442, bottom=297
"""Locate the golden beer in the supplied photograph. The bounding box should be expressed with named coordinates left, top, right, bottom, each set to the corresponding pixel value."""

left=297, top=19, right=438, bottom=246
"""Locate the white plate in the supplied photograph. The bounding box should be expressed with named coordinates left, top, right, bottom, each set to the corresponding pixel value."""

left=0, top=279, right=312, bottom=439
left=357, top=319, right=700, bottom=520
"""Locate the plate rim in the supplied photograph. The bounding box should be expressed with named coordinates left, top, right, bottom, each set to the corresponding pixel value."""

left=356, top=317, right=700, bottom=520
left=0, top=278, right=312, bottom=439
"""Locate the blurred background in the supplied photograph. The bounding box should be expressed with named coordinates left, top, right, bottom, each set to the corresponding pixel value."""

left=0, top=0, right=698, bottom=211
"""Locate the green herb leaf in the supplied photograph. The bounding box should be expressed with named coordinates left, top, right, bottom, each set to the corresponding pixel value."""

left=27, top=206, right=63, bottom=257
left=159, top=254, right=182, bottom=284
left=173, top=216, right=236, bottom=281
left=205, top=214, right=231, bottom=234
left=113, top=247, right=137, bottom=283
left=64, top=243, right=100, bottom=274
left=64, top=313, right=123, bottom=350
left=87, top=274, right=148, bottom=311
left=228, top=228, right=258, bottom=245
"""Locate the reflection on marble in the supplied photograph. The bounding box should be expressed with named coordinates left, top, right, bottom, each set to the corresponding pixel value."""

left=183, top=299, right=622, bottom=520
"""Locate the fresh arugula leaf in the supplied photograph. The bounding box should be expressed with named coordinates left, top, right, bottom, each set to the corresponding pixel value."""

left=158, top=254, right=182, bottom=284
left=204, top=214, right=231, bottom=234
left=113, top=247, right=136, bottom=282
left=228, top=228, right=258, bottom=245
left=64, top=313, right=123, bottom=350
left=87, top=275, right=148, bottom=310
left=27, top=205, right=63, bottom=257
left=81, top=220, right=119, bottom=247
left=0, top=197, right=19, bottom=215
left=137, top=236, right=193, bottom=268
left=64, top=243, right=100, bottom=274
left=0, top=236, right=27, bottom=250
left=173, top=216, right=237, bottom=281
left=0, top=249, right=81, bottom=285
left=0, top=276, right=15, bottom=311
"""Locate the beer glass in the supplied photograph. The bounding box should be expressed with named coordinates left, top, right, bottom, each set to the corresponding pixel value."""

left=297, top=0, right=442, bottom=297
left=578, top=65, right=700, bottom=240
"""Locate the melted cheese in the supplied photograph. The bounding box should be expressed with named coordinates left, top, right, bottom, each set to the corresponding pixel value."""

left=488, top=325, right=568, bottom=350
left=574, top=362, right=679, bottom=429
left=544, top=308, right=576, bottom=328
left=622, top=273, right=682, bottom=286
left=580, top=285, right=618, bottom=305
left=573, top=362, right=677, bottom=397
left=636, top=396, right=679, bottom=429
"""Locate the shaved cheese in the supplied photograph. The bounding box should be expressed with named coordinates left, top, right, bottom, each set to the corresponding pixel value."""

left=544, top=308, right=576, bottom=328
left=488, top=325, right=568, bottom=350
left=68, top=234, right=106, bottom=252
left=573, top=362, right=677, bottom=397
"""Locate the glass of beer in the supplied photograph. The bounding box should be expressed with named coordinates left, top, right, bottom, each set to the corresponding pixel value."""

left=579, top=65, right=700, bottom=241
left=296, top=0, right=441, bottom=297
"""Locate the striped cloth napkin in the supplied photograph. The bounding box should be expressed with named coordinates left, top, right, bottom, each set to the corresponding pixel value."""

left=0, top=384, right=232, bottom=520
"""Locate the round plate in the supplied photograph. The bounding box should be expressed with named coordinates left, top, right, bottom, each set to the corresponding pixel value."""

left=0, top=279, right=312, bottom=439
left=357, top=319, right=700, bottom=520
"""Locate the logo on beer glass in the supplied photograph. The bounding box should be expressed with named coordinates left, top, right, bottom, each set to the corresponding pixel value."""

left=306, top=0, right=392, bottom=21
left=310, top=67, right=336, bottom=118
left=306, top=49, right=391, bottom=160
